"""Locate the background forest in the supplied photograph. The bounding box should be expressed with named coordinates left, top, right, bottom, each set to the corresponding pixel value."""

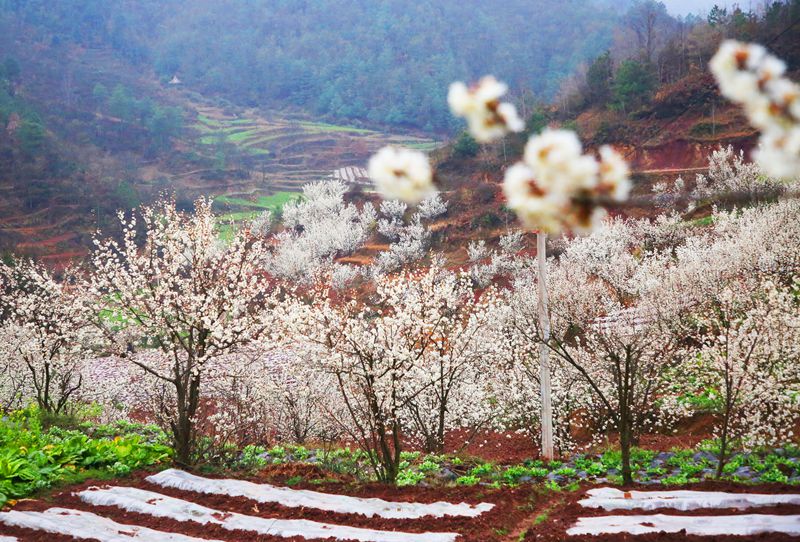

left=3, top=0, right=625, bottom=131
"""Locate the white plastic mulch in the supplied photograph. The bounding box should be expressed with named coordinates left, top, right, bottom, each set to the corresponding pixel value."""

left=77, top=485, right=460, bottom=542
left=148, top=468, right=494, bottom=519
left=566, top=513, right=800, bottom=536
left=0, top=508, right=224, bottom=542
left=580, top=487, right=800, bottom=511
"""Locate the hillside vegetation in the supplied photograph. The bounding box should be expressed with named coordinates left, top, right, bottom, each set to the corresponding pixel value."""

left=3, top=0, right=622, bottom=131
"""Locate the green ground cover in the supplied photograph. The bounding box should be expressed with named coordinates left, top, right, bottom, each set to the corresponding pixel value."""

left=401, top=140, right=441, bottom=151
left=225, top=441, right=800, bottom=489
left=214, top=191, right=301, bottom=241
left=0, top=407, right=171, bottom=506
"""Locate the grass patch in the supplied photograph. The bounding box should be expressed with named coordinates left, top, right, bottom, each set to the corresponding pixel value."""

left=214, top=192, right=300, bottom=240
left=226, top=129, right=261, bottom=142
left=298, top=120, right=374, bottom=134
left=689, top=215, right=715, bottom=227
left=402, top=140, right=440, bottom=152
left=217, top=210, right=261, bottom=223
left=197, top=114, right=224, bottom=128
left=216, top=192, right=301, bottom=212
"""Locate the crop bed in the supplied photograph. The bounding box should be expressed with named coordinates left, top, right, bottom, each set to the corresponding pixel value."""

left=0, top=465, right=537, bottom=542
left=523, top=482, right=800, bottom=541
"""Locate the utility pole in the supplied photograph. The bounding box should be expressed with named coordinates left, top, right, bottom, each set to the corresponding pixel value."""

left=537, top=231, right=554, bottom=460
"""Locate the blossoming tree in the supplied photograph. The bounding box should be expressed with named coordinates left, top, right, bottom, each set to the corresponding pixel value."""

left=690, top=277, right=800, bottom=478
left=292, top=264, right=498, bottom=480
left=0, top=260, right=99, bottom=415
left=90, top=197, right=278, bottom=464
left=523, top=220, right=685, bottom=483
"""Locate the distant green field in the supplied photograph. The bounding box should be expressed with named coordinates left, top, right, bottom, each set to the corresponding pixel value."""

left=226, top=129, right=261, bottom=142
left=402, top=140, right=441, bottom=151
left=298, top=120, right=374, bottom=134
left=215, top=191, right=300, bottom=211
left=197, top=114, right=224, bottom=127
left=214, top=191, right=302, bottom=240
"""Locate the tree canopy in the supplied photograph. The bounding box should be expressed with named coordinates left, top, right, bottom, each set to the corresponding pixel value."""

left=3, top=0, right=620, bottom=132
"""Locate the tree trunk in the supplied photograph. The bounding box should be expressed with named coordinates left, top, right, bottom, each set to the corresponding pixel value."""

left=716, top=376, right=734, bottom=479
left=172, top=374, right=201, bottom=466
left=620, top=409, right=633, bottom=485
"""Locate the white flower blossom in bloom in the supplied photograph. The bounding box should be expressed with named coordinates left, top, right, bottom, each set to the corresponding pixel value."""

left=753, top=127, right=800, bottom=180
left=468, top=230, right=527, bottom=287
left=373, top=194, right=445, bottom=273
left=523, top=129, right=590, bottom=190
left=448, top=76, right=524, bottom=142
left=368, top=146, right=435, bottom=204
left=710, top=40, right=800, bottom=178
left=415, top=192, right=448, bottom=219
left=0, top=261, right=101, bottom=414
left=266, top=180, right=376, bottom=281
left=502, top=162, right=566, bottom=233
left=709, top=41, right=764, bottom=104
left=503, top=130, right=630, bottom=234
left=248, top=210, right=272, bottom=237
left=687, top=278, right=800, bottom=467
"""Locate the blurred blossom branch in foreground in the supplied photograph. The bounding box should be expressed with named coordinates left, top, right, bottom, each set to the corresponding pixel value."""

left=710, top=40, right=800, bottom=179
left=503, top=129, right=631, bottom=234
left=448, top=76, right=524, bottom=143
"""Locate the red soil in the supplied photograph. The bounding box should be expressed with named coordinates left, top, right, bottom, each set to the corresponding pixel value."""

left=17, top=232, right=76, bottom=249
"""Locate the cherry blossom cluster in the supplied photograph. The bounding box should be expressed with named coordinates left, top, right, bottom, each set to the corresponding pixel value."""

left=710, top=40, right=800, bottom=179
left=447, top=76, right=524, bottom=142
left=373, top=194, right=447, bottom=273
left=502, top=129, right=631, bottom=234
left=368, top=146, right=435, bottom=205
left=265, top=180, right=376, bottom=281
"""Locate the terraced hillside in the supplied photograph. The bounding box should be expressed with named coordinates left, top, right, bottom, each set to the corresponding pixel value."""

left=185, top=102, right=438, bottom=194
left=141, top=98, right=439, bottom=235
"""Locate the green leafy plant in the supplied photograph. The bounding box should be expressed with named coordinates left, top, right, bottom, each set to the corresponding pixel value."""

left=469, top=463, right=495, bottom=477
left=418, top=459, right=441, bottom=473
left=397, top=468, right=425, bottom=487
left=456, top=474, right=480, bottom=486
left=0, top=407, right=172, bottom=506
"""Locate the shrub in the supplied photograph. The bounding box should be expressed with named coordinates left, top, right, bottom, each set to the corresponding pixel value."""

left=453, top=131, right=479, bottom=157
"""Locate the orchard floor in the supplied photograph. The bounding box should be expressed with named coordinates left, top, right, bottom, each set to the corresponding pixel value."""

left=2, top=464, right=800, bottom=541
left=521, top=480, right=800, bottom=541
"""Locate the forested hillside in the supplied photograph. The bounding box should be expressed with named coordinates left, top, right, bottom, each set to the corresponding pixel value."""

left=2, top=0, right=624, bottom=131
